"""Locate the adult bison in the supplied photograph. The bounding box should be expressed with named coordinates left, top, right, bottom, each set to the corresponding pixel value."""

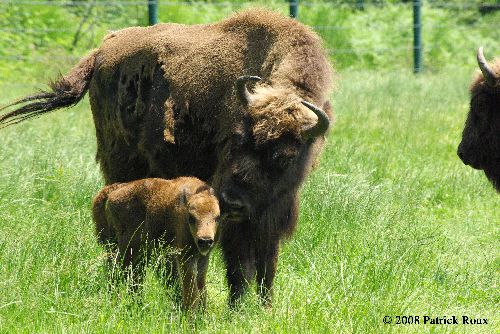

left=0, top=9, right=333, bottom=306
left=457, top=47, right=500, bottom=192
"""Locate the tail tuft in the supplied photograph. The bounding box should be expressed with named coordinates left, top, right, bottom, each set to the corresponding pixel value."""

left=0, top=50, right=97, bottom=128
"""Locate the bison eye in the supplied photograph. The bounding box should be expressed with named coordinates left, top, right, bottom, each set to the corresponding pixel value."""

left=269, top=148, right=298, bottom=171
left=276, top=155, right=294, bottom=170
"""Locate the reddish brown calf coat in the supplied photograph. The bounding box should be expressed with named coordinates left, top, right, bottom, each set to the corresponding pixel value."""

left=92, top=177, right=220, bottom=310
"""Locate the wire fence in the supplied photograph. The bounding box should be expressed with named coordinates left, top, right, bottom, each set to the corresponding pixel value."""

left=0, top=0, right=499, bottom=84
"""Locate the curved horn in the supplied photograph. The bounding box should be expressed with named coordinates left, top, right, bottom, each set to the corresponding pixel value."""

left=301, top=101, right=330, bottom=140
left=477, top=47, right=499, bottom=87
left=236, top=75, right=261, bottom=105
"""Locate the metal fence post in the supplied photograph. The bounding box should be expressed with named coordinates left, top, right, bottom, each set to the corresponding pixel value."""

left=148, top=0, right=158, bottom=25
left=290, top=0, right=298, bottom=19
left=413, top=0, right=422, bottom=73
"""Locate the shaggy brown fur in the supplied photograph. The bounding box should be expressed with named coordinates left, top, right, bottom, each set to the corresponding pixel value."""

left=0, top=9, right=334, bottom=306
left=458, top=59, right=500, bottom=192
left=92, top=177, right=220, bottom=310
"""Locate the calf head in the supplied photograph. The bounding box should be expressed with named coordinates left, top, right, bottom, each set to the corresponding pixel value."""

left=458, top=47, right=500, bottom=191
left=216, top=76, right=332, bottom=224
left=181, top=186, right=220, bottom=255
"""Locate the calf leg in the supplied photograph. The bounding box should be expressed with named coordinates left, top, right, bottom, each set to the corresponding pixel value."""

left=159, top=258, right=181, bottom=304
left=256, top=238, right=279, bottom=307
left=177, top=256, right=199, bottom=311
left=117, top=232, right=146, bottom=293
left=120, top=247, right=145, bottom=293
left=196, top=256, right=210, bottom=309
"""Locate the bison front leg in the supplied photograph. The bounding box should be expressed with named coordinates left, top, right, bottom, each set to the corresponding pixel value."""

left=256, top=238, right=279, bottom=307
left=221, top=222, right=256, bottom=307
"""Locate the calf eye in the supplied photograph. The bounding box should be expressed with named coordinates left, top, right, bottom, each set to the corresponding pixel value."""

left=188, top=215, right=196, bottom=225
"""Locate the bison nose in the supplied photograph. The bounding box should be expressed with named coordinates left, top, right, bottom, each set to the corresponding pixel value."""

left=220, top=190, right=248, bottom=221
left=457, top=147, right=465, bottom=162
left=457, top=144, right=472, bottom=165
left=457, top=145, right=483, bottom=169
left=197, top=238, right=214, bottom=248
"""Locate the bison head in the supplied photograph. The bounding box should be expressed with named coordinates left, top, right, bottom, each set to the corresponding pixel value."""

left=214, top=76, right=332, bottom=228
left=457, top=47, right=500, bottom=191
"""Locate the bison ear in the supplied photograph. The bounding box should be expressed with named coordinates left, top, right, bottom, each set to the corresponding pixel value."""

left=323, top=100, right=333, bottom=118
left=232, top=119, right=252, bottom=144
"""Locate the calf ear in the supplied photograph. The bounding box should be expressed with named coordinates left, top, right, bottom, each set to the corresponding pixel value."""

left=208, top=187, right=215, bottom=196
left=179, top=188, right=188, bottom=206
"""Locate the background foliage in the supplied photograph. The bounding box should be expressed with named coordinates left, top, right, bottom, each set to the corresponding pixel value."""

left=0, top=0, right=499, bottom=80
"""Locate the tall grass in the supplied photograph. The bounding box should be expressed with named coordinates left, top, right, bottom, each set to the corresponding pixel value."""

left=0, top=67, right=497, bottom=333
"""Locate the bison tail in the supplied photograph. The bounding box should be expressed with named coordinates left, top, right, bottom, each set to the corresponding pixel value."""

left=0, top=49, right=98, bottom=128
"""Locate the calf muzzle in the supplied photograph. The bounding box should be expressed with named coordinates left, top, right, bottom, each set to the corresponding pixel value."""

left=196, top=237, right=214, bottom=255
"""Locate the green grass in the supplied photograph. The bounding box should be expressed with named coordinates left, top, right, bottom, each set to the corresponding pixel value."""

left=0, top=67, right=498, bottom=333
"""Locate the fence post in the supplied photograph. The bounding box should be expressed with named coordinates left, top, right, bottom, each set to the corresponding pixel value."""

left=148, top=0, right=158, bottom=25
left=413, top=0, right=422, bottom=73
left=290, top=0, right=298, bottom=18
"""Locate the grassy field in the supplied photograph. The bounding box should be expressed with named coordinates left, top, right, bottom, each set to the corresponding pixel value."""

left=0, top=67, right=498, bottom=333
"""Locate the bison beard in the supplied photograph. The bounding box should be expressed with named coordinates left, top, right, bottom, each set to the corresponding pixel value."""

left=458, top=47, right=500, bottom=192
left=0, top=9, right=333, bottom=306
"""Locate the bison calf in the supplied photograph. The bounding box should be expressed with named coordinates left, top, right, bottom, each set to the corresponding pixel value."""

left=92, top=177, right=220, bottom=310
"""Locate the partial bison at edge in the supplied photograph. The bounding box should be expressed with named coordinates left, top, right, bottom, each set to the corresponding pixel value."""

left=0, top=9, right=334, bottom=306
left=458, top=47, right=500, bottom=192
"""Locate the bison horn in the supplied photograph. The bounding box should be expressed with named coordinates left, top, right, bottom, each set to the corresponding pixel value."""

left=301, top=101, right=330, bottom=140
left=236, top=75, right=261, bottom=105
left=477, top=47, right=499, bottom=87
